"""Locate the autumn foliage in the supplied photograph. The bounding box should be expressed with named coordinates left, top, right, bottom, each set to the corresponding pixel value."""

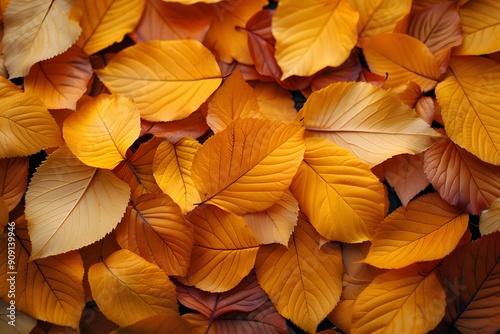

left=1, top=0, right=500, bottom=333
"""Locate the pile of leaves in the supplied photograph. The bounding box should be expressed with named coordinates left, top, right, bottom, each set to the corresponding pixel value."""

left=1, top=0, right=499, bottom=333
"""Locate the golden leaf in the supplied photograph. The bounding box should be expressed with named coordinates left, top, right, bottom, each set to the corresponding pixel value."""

left=253, top=81, right=297, bottom=122
left=479, top=197, right=500, bottom=235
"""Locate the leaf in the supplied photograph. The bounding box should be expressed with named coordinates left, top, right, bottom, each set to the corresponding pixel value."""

left=290, top=138, right=386, bottom=243
left=2, top=0, right=81, bottom=78
left=176, top=271, right=268, bottom=319
left=130, top=0, right=212, bottom=43
left=191, top=118, right=305, bottom=215
left=452, top=0, right=500, bottom=55
left=300, top=81, right=440, bottom=167
left=183, top=205, right=260, bottom=293
left=25, top=146, right=130, bottom=260
left=0, top=198, right=6, bottom=230
left=0, top=157, right=28, bottom=211
left=350, top=0, right=411, bottom=38
left=424, top=136, right=500, bottom=215
left=255, top=216, right=344, bottom=334
left=309, top=52, right=362, bottom=92
left=364, top=193, right=468, bottom=269
left=383, top=153, right=429, bottom=207
left=114, top=192, right=194, bottom=277
left=0, top=218, right=85, bottom=329
left=253, top=81, right=297, bottom=122
left=479, top=196, right=500, bottom=235
left=362, top=33, right=441, bottom=91
left=206, top=69, right=260, bottom=133
left=24, top=45, right=93, bottom=110
left=242, top=190, right=298, bottom=246
left=437, top=232, right=500, bottom=333
left=112, top=312, right=205, bottom=334
left=203, top=0, right=268, bottom=64
left=0, top=299, right=37, bottom=334
left=88, top=249, right=178, bottom=327
left=96, top=40, right=221, bottom=122
left=63, top=94, right=141, bottom=169
left=0, top=77, right=63, bottom=158
left=272, top=0, right=359, bottom=79
left=435, top=56, right=500, bottom=166
left=351, top=263, right=446, bottom=334
left=162, top=0, right=223, bottom=4
left=153, top=137, right=201, bottom=213
left=77, top=0, right=145, bottom=55
left=113, top=136, right=163, bottom=200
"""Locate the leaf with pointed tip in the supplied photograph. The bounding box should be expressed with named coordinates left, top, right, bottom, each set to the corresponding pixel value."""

left=290, top=137, right=386, bottom=243
left=115, top=192, right=194, bottom=277
left=0, top=218, right=85, bottom=329
left=300, top=81, right=441, bottom=167
left=424, top=136, right=500, bottom=215
left=77, top=0, right=145, bottom=55
left=96, top=40, right=221, bottom=122
left=480, top=197, right=500, bottom=235
left=191, top=118, right=305, bottom=215
left=183, top=205, right=260, bottom=293
left=255, top=216, right=343, bottom=334
left=437, top=232, right=500, bottom=333
left=25, top=146, right=130, bottom=260
left=2, top=0, right=81, bottom=78
left=0, top=157, right=28, bottom=211
left=364, top=193, right=468, bottom=269
left=0, top=77, right=63, bottom=158
left=88, top=249, right=178, bottom=327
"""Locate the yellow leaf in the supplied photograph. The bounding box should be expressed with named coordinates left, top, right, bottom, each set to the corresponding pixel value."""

left=0, top=77, right=63, bottom=158
left=273, top=0, right=359, bottom=79
left=24, top=45, right=93, bottom=110
left=362, top=33, right=441, bottom=92
left=0, top=218, right=85, bottom=329
left=115, top=192, right=194, bottom=277
left=242, top=190, right=298, bottom=246
left=0, top=299, right=37, bottom=334
left=0, top=157, right=28, bottom=211
left=63, top=94, right=141, bottom=169
left=290, top=138, right=386, bottom=243
left=206, top=69, right=260, bottom=133
left=88, top=249, right=178, bottom=327
left=183, top=205, right=260, bottom=293
left=2, top=0, right=81, bottom=78
left=253, top=81, right=297, bottom=122
left=25, top=146, right=130, bottom=260
left=350, top=0, right=411, bottom=38
left=453, top=0, right=500, bottom=55
left=480, top=197, right=500, bottom=235
left=300, top=81, right=440, bottom=167
left=96, top=40, right=221, bottom=122
left=77, top=0, right=145, bottom=55
left=191, top=118, right=305, bottom=215
left=436, top=56, right=500, bottom=165
left=364, top=193, right=468, bottom=269
left=255, top=216, right=343, bottom=334
left=351, top=264, right=446, bottom=334
left=153, top=138, right=201, bottom=214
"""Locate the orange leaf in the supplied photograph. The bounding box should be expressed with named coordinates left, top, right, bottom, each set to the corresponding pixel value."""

left=437, top=232, right=500, bottom=333
left=388, top=81, right=423, bottom=108
left=130, top=0, right=212, bottom=43
left=203, top=0, right=267, bottom=64
left=24, top=45, right=92, bottom=110
left=112, top=312, right=206, bottom=334
left=479, top=197, right=500, bottom=235
left=0, top=77, right=63, bottom=158
left=0, top=198, right=6, bottom=230
left=362, top=33, right=441, bottom=92
left=207, top=69, right=260, bottom=133
left=364, top=193, right=468, bottom=269
left=255, top=216, right=343, bottom=334
left=63, top=94, right=141, bottom=169
left=252, top=81, right=297, bottom=122
left=351, top=263, right=446, bottom=333
left=183, top=205, right=260, bottom=293
left=191, top=118, right=305, bottom=215
left=383, top=153, right=429, bottom=207
left=0, top=218, right=85, bottom=329
left=0, top=157, right=28, bottom=211
left=424, top=136, right=500, bottom=215
left=2, top=0, right=81, bottom=78
left=88, top=249, right=178, bottom=327
left=290, top=138, right=386, bottom=243
left=77, top=0, right=145, bottom=55
left=115, top=192, right=194, bottom=277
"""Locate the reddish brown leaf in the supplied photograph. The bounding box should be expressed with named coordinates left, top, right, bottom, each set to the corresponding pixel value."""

left=0, top=156, right=28, bottom=212
left=310, top=52, right=362, bottom=92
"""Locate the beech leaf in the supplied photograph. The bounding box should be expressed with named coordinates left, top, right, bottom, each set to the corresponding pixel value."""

left=0, top=157, right=28, bottom=211
left=351, top=0, right=411, bottom=38
left=479, top=197, right=500, bottom=235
